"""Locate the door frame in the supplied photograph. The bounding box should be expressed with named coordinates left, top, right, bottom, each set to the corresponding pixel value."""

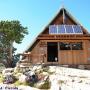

left=47, top=42, right=58, bottom=63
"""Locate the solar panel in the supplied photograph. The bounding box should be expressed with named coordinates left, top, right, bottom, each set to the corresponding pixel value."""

left=49, top=25, right=57, bottom=34
left=65, top=25, right=74, bottom=33
left=73, top=25, right=83, bottom=33
left=58, top=25, right=65, bottom=34
left=49, top=25, right=83, bottom=34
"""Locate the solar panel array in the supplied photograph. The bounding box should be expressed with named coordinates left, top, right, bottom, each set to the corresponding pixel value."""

left=58, top=25, right=65, bottom=33
left=49, top=25, right=83, bottom=34
left=49, top=25, right=57, bottom=34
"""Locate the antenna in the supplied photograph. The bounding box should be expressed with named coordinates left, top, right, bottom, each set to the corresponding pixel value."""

left=63, top=6, right=65, bottom=24
left=61, top=0, right=65, bottom=24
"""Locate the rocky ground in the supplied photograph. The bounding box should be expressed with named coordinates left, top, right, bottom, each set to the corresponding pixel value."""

left=49, top=66, right=90, bottom=90
left=0, top=66, right=90, bottom=90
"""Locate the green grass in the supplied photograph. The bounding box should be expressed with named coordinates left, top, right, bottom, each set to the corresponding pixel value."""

left=14, top=80, right=35, bottom=87
left=14, top=80, right=29, bottom=86
left=58, top=80, right=64, bottom=85
left=38, top=81, right=51, bottom=89
left=0, top=74, right=4, bottom=83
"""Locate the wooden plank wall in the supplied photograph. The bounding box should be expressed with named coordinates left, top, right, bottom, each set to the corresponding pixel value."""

left=84, top=40, right=90, bottom=64
left=59, top=50, right=85, bottom=64
left=31, top=41, right=47, bottom=64
left=30, top=40, right=90, bottom=65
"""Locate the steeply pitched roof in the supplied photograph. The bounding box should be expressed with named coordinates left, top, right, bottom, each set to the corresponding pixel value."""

left=25, top=7, right=89, bottom=52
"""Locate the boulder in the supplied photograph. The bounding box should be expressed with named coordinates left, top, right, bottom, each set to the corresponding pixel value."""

left=14, top=66, right=20, bottom=73
left=29, top=71, right=35, bottom=76
left=14, top=73, right=23, bottom=80
left=18, top=85, right=39, bottom=90
left=24, top=71, right=35, bottom=76
left=25, top=71, right=38, bottom=83
left=78, top=65, right=85, bottom=69
left=3, top=74, right=16, bottom=84
left=19, top=74, right=27, bottom=83
left=43, top=75, right=49, bottom=81
left=2, top=68, right=14, bottom=75
left=42, top=72, right=49, bottom=76
left=33, top=65, right=42, bottom=71
left=35, top=80, right=51, bottom=89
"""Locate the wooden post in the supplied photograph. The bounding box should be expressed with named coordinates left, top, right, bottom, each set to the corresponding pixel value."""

left=58, top=42, right=60, bottom=64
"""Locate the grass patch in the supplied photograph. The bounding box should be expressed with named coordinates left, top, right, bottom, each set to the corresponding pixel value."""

left=58, top=80, right=64, bottom=85
left=14, top=80, right=34, bottom=87
left=38, top=81, right=51, bottom=89
left=14, top=80, right=29, bottom=86
left=0, top=74, right=4, bottom=83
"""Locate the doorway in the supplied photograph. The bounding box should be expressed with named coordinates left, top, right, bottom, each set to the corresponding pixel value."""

left=47, top=42, right=58, bottom=62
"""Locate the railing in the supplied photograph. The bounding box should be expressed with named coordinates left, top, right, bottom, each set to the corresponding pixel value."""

left=20, top=54, right=45, bottom=64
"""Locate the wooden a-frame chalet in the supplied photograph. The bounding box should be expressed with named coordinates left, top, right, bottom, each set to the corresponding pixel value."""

left=20, top=7, right=90, bottom=69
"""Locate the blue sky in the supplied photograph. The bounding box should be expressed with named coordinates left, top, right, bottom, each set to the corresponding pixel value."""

left=0, top=0, right=90, bottom=54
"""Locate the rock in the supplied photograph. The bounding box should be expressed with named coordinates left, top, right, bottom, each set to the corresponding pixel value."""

left=78, top=65, right=85, bottom=69
left=33, top=65, right=42, bottom=71
left=4, top=72, right=13, bottom=76
left=35, top=81, right=45, bottom=88
left=44, top=75, right=49, bottom=81
left=25, top=72, right=38, bottom=83
left=2, top=68, right=14, bottom=75
left=38, top=74, right=45, bottom=81
left=19, top=74, right=27, bottom=83
left=35, top=80, right=51, bottom=89
left=49, top=66, right=56, bottom=73
left=25, top=71, right=35, bottom=76
left=30, top=71, right=35, bottom=76
left=15, top=73, right=22, bottom=79
left=14, top=66, right=20, bottom=73
left=42, top=72, right=49, bottom=76
left=3, top=74, right=16, bottom=84
left=18, top=85, right=39, bottom=90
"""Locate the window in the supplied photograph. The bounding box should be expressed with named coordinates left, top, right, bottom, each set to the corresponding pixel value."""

left=72, top=42, right=83, bottom=50
left=60, top=42, right=71, bottom=50
left=59, top=42, right=83, bottom=50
